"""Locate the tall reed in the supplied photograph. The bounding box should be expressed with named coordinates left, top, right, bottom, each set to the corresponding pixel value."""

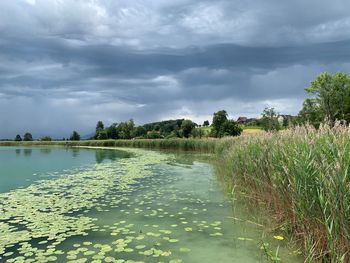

left=0, top=138, right=218, bottom=152
left=216, top=124, right=350, bottom=262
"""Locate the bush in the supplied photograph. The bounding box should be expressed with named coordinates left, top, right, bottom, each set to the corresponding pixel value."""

left=40, top=136, right=52, bottom=141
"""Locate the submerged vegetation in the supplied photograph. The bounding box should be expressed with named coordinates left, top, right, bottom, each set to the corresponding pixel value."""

left=1, top=147, right=300, bottom=263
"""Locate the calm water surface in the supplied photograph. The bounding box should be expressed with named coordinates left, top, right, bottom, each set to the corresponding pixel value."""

left=0, top=146, right=302, bottom=262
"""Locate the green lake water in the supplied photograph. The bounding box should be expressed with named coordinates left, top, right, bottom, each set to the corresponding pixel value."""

left=0, top=146, right=302, bottom=263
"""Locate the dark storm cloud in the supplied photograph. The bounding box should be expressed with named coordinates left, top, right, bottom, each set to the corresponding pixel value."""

left=1, top=0, right=350, bottom=138
left=2, top=39, right=350, bottom=99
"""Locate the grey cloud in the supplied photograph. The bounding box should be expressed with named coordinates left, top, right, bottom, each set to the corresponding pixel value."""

left=1, top=0, right=350, bottom=138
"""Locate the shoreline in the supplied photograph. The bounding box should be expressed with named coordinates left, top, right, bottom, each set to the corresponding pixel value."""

left=1, top=128, right=349, bottom=261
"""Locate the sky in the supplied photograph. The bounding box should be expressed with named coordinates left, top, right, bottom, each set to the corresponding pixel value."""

left=1, top=0, right=350, bottom=138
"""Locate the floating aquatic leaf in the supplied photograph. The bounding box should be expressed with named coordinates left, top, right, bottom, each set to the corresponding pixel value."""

left=237, top=237, right=253, bottom=241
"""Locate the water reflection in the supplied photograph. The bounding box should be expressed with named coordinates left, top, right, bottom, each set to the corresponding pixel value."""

left=171, top=152, right=212, bottom=166
left=71, top=148, right=80, bottom=158
left=23, top=149, right=32, bottom=156
left=95, top=149, right=130, bottom=163
left=40, top=148, right=52, bottom=155
left=15, top=149, right=21, bottom=155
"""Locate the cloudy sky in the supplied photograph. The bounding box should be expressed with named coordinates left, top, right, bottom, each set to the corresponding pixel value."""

left=1, top=0, right=350, bottom=138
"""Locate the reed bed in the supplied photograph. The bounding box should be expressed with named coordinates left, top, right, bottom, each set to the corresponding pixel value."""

left=0, top=138, right=218, bottom=152
left=215, top=124, right=350, bottom=262
left=1, top=125, right=349, bottom=261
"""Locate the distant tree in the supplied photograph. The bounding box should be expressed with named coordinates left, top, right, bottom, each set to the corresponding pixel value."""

left=70, top=131, right=81, bottom=141
left=298, top=98, right=323, bottom=127
left=96, top=130, right=108, bottom=140
left=117, top=119, right=135, bottom=139
left=211, top=110, right=242, bottom=137
left=96, top=121, right=104, bottom=132
left=134, top=126, right=147, bottom=137
left=198, top=128, right=204, bottom=138
left=14, top=134, right=22, bottom=141
left=211, top=110, right=228, bottom=138
left=191, top=128, right=205, bottom=138
left=181, top=120, right=196, bottom=138
left=221, top=120, right=242, bottom=136
left=191, top=128, right=199, bottom=138
left=106, top=124, right=118, bottom=139
left=305, top=72, right=350, bottom=123
left=23, top=132, right=33, bottom=141
left=297, top=72, right=350, bottom=128
left=40, top=136, right=52, bottom=141
left=261, top=107, right=281, bottom=132
left=146, top=131, right=163, bottom=139
left=203, top=120, right=210, bottom=126
left=94, top=121, right=105, bottom=139
left=165, top=131, right=179, bottom=139
left=141, top=119, right=183, bottom=137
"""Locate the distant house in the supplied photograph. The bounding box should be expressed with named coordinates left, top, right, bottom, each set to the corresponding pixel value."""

left=237, top=117, right=248, bottom=124
left=278, top=115, right=292, bottom=124
left=278, top=114, right=292, bottom=122
left=147, top=130, right=161, bottom=135
left=237, top=117, right=259, bottom=125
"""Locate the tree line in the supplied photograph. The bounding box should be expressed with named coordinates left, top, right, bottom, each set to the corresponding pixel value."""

left=91, top=111, right=241, bottom=141
left=13, top=132, right=80, bottom=142
left=13, top=72, right=350, bottom=140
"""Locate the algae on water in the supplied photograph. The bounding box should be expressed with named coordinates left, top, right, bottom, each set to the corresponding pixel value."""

left=0, top=147, right=302, bottom=263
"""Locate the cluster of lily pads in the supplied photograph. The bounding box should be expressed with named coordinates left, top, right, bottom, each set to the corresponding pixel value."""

left=0, top=148, right=229, bottom=263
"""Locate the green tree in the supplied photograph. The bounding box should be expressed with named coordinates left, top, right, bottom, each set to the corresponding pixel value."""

left=146, top=131, right=163, bottom=139
left=70, top=131, right=81, bottom=141
left=94, top=121, right=105, bottom=139
left=305, top=72, right=350, bottom=124
left=181, top=120, right=195, bottom=138
left=117, top=119, right=135, bottom=139
left=96, top=130, right=108, bottom=140
left=191, top=128, right=205, bottom=138
left=282, top=117, right=289, bottom=128
left=40, top=136, right=52, bottom=141
left=141, top=119, right=183, bottom=137
left=14, top=134, right=22, bottom=141
left=203, top=120, right=210, bottom=126
left=134, top=126, right=147, bottom=137
left=298, top=98, right=323, bottom=127
left=23, top=132, right=33, bottom=141
left=211, top=110, right=242, bottom=137
left=106, top=124, right=118, bottom=139
left=261, top=107, right=280, bottom=132
left=211, top=110, right=228, bottom=137
left=96, top=121, right=104, bottom=132
left=221, top=120, right=242, bottom=136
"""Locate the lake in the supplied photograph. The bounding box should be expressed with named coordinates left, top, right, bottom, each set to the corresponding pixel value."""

left=0, top=146, right=302, bottom=262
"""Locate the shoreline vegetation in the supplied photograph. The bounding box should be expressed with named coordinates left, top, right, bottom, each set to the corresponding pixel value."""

left=1, top=123, right=349, bottom=261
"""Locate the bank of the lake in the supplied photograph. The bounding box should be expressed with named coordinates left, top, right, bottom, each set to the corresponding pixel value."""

left=1, top=124, right=349, bottom=262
